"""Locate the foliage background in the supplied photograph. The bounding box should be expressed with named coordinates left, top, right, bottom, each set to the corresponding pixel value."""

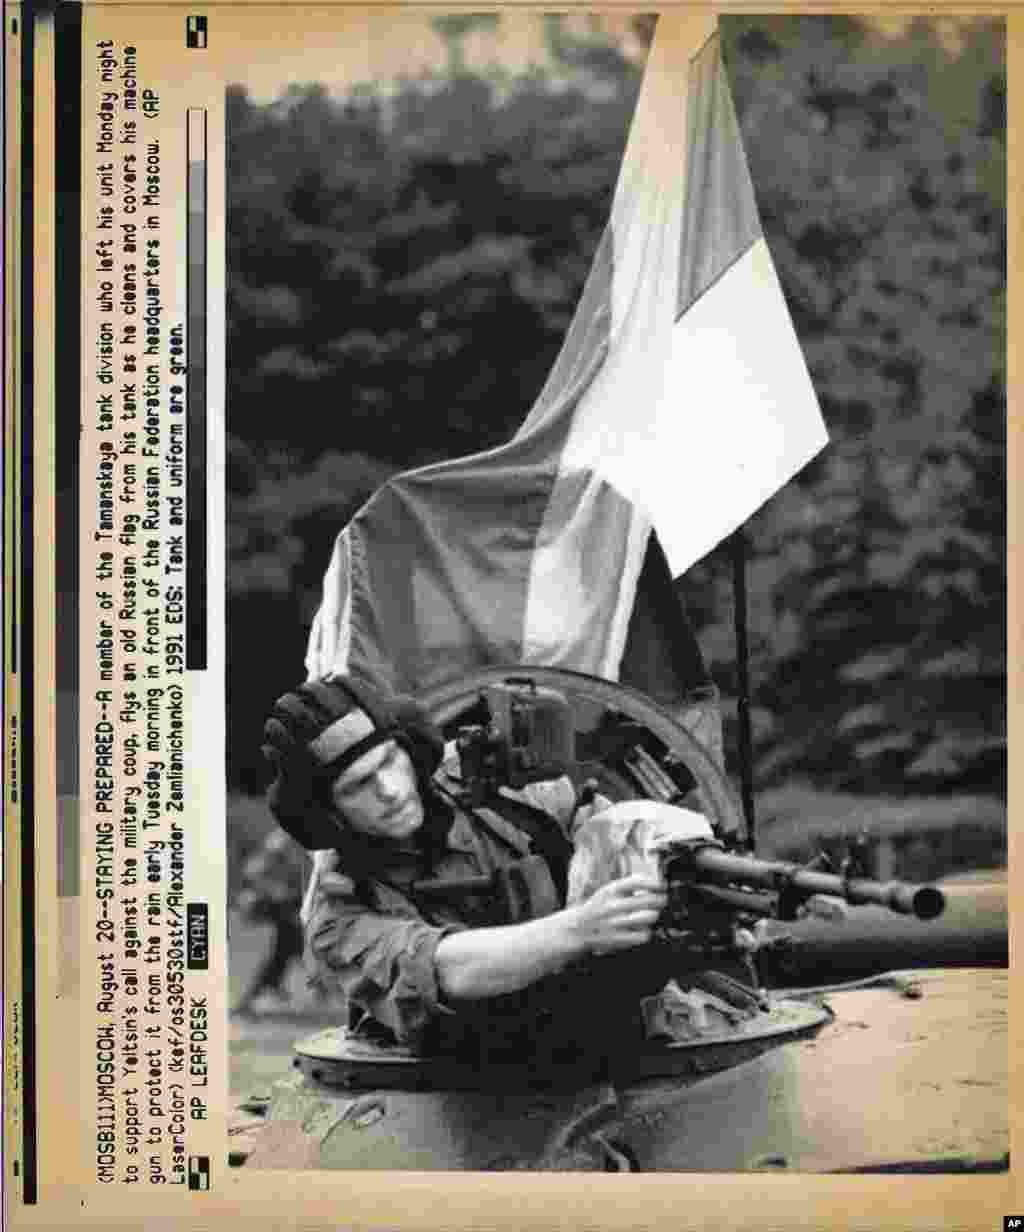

left=225, top=14, right=1006, bottom=809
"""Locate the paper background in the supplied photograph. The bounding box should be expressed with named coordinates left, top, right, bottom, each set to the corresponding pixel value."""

left=4, top=3, right=1019, bottom=1229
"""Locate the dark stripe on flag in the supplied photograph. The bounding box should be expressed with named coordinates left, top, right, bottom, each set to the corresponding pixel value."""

left=620, top=531, right=711, bottom=706
left=676, top=34, right=761, bottom=320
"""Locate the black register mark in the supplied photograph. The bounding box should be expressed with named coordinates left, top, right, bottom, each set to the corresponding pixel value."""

left=188, top=1154, right=210, bottom=1191
left=186, top=109, right=207, bottom=670
left=16, top=1, right=37, bottom=1205
left=186, top=16, right=208, bottom=49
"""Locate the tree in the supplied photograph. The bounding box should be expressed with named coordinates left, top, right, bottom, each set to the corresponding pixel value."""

left=226, top=17, right=1006, bottom=798
left=713, top=17, right=1006, bottom=794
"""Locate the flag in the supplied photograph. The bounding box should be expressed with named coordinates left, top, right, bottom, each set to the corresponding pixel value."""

left=306, top=16, right=827, bottom=702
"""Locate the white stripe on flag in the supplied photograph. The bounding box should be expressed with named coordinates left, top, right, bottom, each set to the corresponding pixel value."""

left=560, top=16, right=826, bottom=578
left=582, top=238, right=828, bottom=576
left=306, top=527, right=353, bottom=679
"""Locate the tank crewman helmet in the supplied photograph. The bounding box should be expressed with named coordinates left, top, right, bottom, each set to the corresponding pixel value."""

left=261, top=675, right=444, bottom=851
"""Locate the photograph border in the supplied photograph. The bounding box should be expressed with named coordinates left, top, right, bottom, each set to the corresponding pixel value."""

left=3, top=3, right=1019, bottom=1229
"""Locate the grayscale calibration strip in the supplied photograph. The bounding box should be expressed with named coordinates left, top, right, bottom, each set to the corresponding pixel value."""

left=185, top=109, right=207, bottom=669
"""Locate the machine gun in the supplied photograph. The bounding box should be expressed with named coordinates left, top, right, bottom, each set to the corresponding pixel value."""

left=660, top=841, right=945, bottom=926
left=655, top=836, right=946, bottom=990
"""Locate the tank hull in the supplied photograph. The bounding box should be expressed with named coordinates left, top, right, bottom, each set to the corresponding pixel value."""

left=236, top=967, right=1006, bottom=1172
left=619, top=967, right=1008, bottom=1173
left=240, top=995, right=834, bottom=1171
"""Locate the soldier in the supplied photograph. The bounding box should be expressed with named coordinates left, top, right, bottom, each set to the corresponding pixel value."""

left=233, top=828, right=308, bottom=1015
left=253, top=675, right=672, bottom=1169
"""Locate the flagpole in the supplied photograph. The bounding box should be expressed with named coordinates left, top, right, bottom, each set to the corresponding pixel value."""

left=730, top=530, right=756, bottom=852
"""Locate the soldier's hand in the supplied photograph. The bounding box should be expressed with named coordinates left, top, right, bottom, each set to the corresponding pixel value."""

left=566, top=873, right=667, bottom=954
left=316, top=850, right=356, bottom=899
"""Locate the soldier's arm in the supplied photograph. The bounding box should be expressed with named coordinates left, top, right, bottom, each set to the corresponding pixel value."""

left=434, top=873, right=666, bottom=1000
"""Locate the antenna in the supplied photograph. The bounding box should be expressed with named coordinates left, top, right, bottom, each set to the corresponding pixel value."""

left=731, top=530, right=756, bottom=852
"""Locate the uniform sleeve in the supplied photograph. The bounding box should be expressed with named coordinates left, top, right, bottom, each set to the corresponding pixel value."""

left=305, top=878, right=461, bottom=1045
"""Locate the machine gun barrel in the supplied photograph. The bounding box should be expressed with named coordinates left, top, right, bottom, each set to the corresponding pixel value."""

left=671, top=846, right=945, bottom=920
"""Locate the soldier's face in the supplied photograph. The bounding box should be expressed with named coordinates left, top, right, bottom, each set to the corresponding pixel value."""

left=329, top=738, right=425, bottom=842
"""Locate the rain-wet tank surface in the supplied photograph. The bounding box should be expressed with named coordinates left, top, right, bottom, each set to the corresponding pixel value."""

left=233, top=966, right=1007, bottom=1173
left=614, top=968, right=1008, bottom=1173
